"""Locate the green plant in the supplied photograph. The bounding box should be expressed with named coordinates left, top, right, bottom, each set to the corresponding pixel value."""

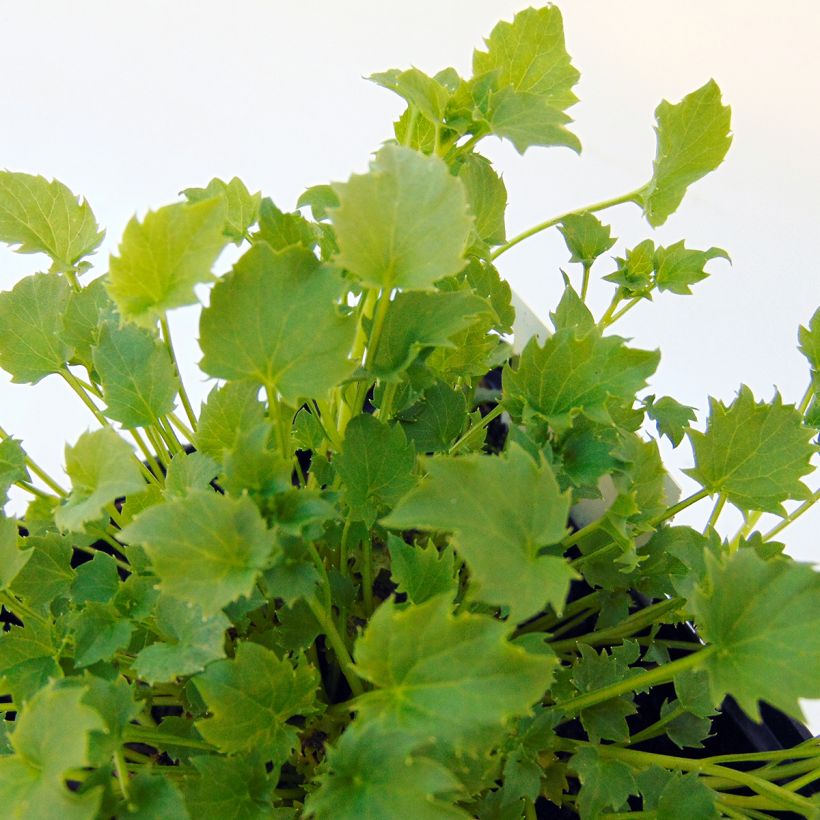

left=0, top=4, right=818, bottom=818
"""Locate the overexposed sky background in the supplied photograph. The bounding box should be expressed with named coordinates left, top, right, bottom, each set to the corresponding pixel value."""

left=0, top=1, right=818, bottom=726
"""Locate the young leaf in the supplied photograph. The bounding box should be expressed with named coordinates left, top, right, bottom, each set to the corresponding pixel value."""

left=181, top=176, right=261, bottom=243
left=354, top=595, right=555, bottom=746
left=383, top=445, right=575, bottom=622
left=369, top=67, right=451, bottom=124
left=570, top=746, right=637, bottom=818
left=457, top=153, right=507, bottom=246
left=54, top=428, right=145, bottom=533
left=133, top=597, right=229, bottom=684
left=0, top=438, right=30, bottom=505
left=195, top=381, right=266, bottom=461
left=199, top=243, right=355, bottom=403
left=107, top=198, right=229, bottom=327
left=120, top=490, right=275, bottom=615
left=504, top=328, right=660, bottom=431
left=0, top=683, right=106, bottom=820
left=558, top=212, right=616, bottom=267
left=0, top=172, right=104, bottom=273
left=644, top=394, right=697, bottom=447
left=639, top=80, right=732, bottom=226
left=370, top=290, right=491, bottom=380
left=335, top=414, right=416, bottom=527
left=305, top=723, right=467, bottom=820
left=253, top=197, right=317, bottom=252
left=685, top=386, right=815, bottom=513
left=0, top=273, right=72, bottom=384
left=92, top=321, right=179, bottom=428
left=605, top=239, right=656, bottom=295
left=194, top=642, right=319, bottom=763
left=330, top=144, right=473, bottom=290
left=550, top=281, right=594, bottom=333
left=798, top=306, right=820, bottom=372
left=297, top=184, right=339, bottom=222
left=387, top=534, right=457, bottom=604
left=692, top=549, right=820, bottom=721
left=654, top=241, right=729, bottom=295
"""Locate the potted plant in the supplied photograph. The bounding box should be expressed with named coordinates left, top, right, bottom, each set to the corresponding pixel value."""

left=0, top=4, right=818, bottom=818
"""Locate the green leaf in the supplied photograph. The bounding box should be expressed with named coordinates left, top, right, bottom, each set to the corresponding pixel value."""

left=661, top=699, right=713, bottom=750
left=657, top=772, right=719, bottom=819
left=0, top=620, right=62, bottom=703
left=0, top=438, right=29, bottom=506
left=457, top=153, right=507, bottom=246
left=133, top=597, right=229, bottom=684
left=0, top=172, right=104, bottom=273
left=644, top=394, right=697, bottom=447
left=685, top=386, right=815, bottom=513
left=398, top=381, right=467, bottom=453
left=387, top=534, right=457, bottom=604
left=370, top=291, right=491, bottom=380
left=195, top=381, right=266, bottom=461
left=798, top=307, right=820, bottom=372
left=504, top=328, right=660, bottom=431
left=55, top=428, right=145, bottom=533
left=70, top=552, right=120, bottom=605
left=107, top=198, right=229, bottom=327
left=120, top=490, right=274, bottom=615
left=253, top=198, right=317, bottom=252
left=0, top=516, right=31, bottom=590
left=692, top=549, right=820, bottom=721
left=330, top=144, right=473, bottom=290
left=297, top=184, right=339, bottom=222
left=558, top=213, right=616, bottom=268
left=81, top=675, right=141, bottom=763
left=0, top=273, right=72, bottom=383
left=121, top=773, right=190, bottom=820
left=336, top=414, right=416, bottom=527
left=165, top=451, right=219, bottom=499
left=354, top=594, right=555, bottom=745
left=550, top=282, right=595, bottom=334
left=654, top=241, right=729, bottom=295
left=194, top=642, right=319, bottom=762
left=473, top=6, right=579, bottom=110
left=383, top=445, right=575, bottom=622
left=487, top=87, right=581, bottom=154
left=0, top=683, right=106, bottom=820
left=199, top=243, right=355, bottom=402
left=62, top=276, right=117, bottom=368
left=305, top=723, right=467, bottom=820
left=182, top=176, right=261, bottom=244
left=605, top=239, right=656, bottom=295
left=464, top=258, right=514, bottom=333
left=570, top=746, right=636, bottom=819
left=11, top=534, right=75, bottom=611
left=70, top=602, right=133, bottom=667
left=181, top=753, right=275, bottom=820
left=370, top=67, right=451, bottom=123
left=222, top=424, right=291, bottom=497
left=92, top=321, right=179, bottom=428
left=639, top=80, right=732, bottom=227
left=580, top=697, right=637, bottom=744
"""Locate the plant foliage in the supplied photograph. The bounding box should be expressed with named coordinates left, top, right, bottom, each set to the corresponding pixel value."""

left=0, top=5, right=818, bottom=819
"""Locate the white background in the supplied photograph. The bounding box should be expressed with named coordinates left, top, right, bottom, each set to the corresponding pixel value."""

left=0, top=1, right=818, bottom=729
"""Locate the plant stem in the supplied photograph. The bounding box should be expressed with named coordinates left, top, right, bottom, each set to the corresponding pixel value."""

left=448, top=403, right=505, bottom=455
left=339, top=518, right=353, bottom=577
left=514, top=590, right=602, bottom=636
left=0, top=702, right=16, bottom=713
left=598, top=290, right=624, bottom=328
left=623, top=704, right=687, bottom=746
left=61, top=367, right=110, bottom=426
left=491, top=191, right=641, bottom=261
left=306, top=596, right=364, bottom=697
left=159, top=313, right=198, bottom=432
left=762, top=490, right=819, bottom=541
left=601, top=296, right=642, bottom=328
left=166, top=411, right=195, bottom=442
left=361, top=534, right=374, bottom=615
left=728, top=510, right=763, bottom=553
left=704, top=492, right=727, bottom=533
left=113, top=748, right=131, bottom=801
left=797, top=381, right=814, bottom=416
left=123, top=726, right=215, bottom=751
left=0, top=590, right=48, bottom=626
left=157, top=417, right=183, bottom=455
left=144, top=425, right=170, bottom=465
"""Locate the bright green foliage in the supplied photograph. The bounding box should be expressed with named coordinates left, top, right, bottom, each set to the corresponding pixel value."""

left=605, top=239, right=655, bottom=295
left=639, top=80, right=732, bottom=226
left=107, top=198, right=229, bottom=327
left=165, top=451, right=218, bottom=498
left=195, top=380, right=266, bottom=460
left=384, top=445, right=575, bottom=621
left=0, top=438, right=29, bottom=505
left=132, top=597, right=228, bottom=683
left=0, top=273, right=72, bottom=383
left=558, top=212, right=616, bottom=267
left=799, top=306, right=820, bottom=371
left=0, top=515, right=31, bottom=589
left=398, top=381, right=467, bottom=453
left=0, top=172, right=104, bottom=273
left=194, top=642, right=319, bottom=762
left=330, top=144, right=473, bottom=290
left=654, top=242, right=729, bottom=294
left=0, top=621, right=61, bottom=704
left=370, top=68, right=451, bottom=124
left=120, top=491, right=274, bottom=614
left=550, top=281, right=594, bottom=333
left=692, top=549, right=820, bottom=721
left=656, top=772, right=719, bottom=820
left=305, top=724, right=467, bottom=819
left=253, top=198, right=318, bottom=252
left=182, top=176, right=261, bottom=244
left=55, top=428, right=145, bottom=532
left=571, top=746, right=637, bottom=818
left=457, top=154, right=507, bottom=247
left=686, top=386, right=815, bottom=513
left=70, top=602, right=133, bottom=667
left=199, top=243, right=355, bottom=402
left=504, top=328, right=660, bottom=431
left=71, top=552, right=120, bottom=604
left=62, top=276, right=117, bottom=368
left=354, top=594, right=555, bottom=744
left=387, top=534, right=457, bottom=604
left=336, top=414, right=416, bottom=526
left=644, top=394, right=697, bottom=447
left=0, top=683, right=106, bottom=819
left=121, top=773, right=190, bottom=820
left=93, top=321, right=179, bottom=428
left=10, top=533, right=75, bottom=610
left=370, top=291, right=491, bottom=379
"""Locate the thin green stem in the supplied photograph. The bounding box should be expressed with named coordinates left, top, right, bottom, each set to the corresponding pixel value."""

left=265, top=384, right=289, bottom=458
left=728, top=510, right=763, bottom=553
left=61, top=368, right=109, bottom=427
left=448, top=403, right=505, bottom=455
left=597, top=289, right=624, bottom=328
left=704, top=492, right=727, bottom=533
left=306, top=596, right=365, bottom=697
left=0, top=702, right=16, bottom=713
left=157, top=417, right=183, bottom=455
left=376, top=381, right=398, bottom=420
left=784, top=769, right=820, bottom=793
left=128, top=430, right=164, bottom=488
left=123, top=726, right=215, bottom=752
left=580, top=262, right=592, bottom=301
left=763, top=490, right=819, bottom=541
left=623, top=704, right=686, bottom=746
left=0, top=590, right=48, bottom=626
left=491, top=191, right=641, bottom=261
left=339, top=517, right=353, bottom=577
left=361, top=535, right=374, bottom=615
left=159, top=313, right=198, bottom=432
left=601, top=296, right=641, bottom=328
left=144, top=425, right=170, bottom=466
left=166, top=411, right=195, bottom=443
left=113, top=748, right=131, bottom=801
left=797, top=381, right=814, bottom=416
left=15, top=480, right=53, bottom=500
